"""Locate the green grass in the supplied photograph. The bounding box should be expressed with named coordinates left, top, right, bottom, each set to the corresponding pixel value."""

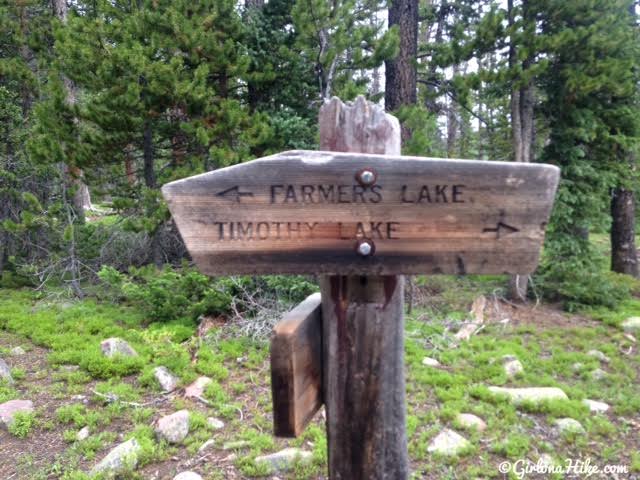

left=1, top=263, right=639, bottom=479
left=8, top=411, right=36, bottom=438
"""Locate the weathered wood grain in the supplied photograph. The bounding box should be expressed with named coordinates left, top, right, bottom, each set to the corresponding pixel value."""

left=270, top=292, right=323, bottom=438
left=162, top=150, right=559, bottom=275
left=319, top=96, right=408, bottom=480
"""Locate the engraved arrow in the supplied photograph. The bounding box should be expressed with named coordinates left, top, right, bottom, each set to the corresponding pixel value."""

left=482, top=221, right=519, bottom=239
left=216, top=186, right=254, bottom=203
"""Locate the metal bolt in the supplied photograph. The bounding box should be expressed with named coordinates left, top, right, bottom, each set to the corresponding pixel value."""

left=357, top=241, right=373, bottom=257
left=357, top=169, right=376, bottom=186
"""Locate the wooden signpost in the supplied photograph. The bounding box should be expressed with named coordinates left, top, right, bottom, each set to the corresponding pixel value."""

left=162, top=96, right=560, bottom=479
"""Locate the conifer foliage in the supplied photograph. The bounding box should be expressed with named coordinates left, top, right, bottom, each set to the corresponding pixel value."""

left=0, top=0, right=638, bottom=309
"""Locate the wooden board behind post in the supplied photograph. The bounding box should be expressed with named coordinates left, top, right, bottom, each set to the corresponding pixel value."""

left=318, top=96, right=409, bottom=479
left=270, top=292, right=323, bottom=437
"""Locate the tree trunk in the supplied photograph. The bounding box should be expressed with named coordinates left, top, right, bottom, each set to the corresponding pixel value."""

left=611, top=187, right=638, bottom=277
left=385, top=0, right=418, bottom=143
left=143, top=120, right=163, bottom=267
left=53, top=0, right=92, bottom=221
left=446, top=65, right=459, bottom=157
left=507, top=0, right=535, bottom=301
left=318, top=96, right=408, bottom=480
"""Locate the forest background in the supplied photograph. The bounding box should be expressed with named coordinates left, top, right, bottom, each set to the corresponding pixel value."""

left=1, top=0, right=640, bottom=313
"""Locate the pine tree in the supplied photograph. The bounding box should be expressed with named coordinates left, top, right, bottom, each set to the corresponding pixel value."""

left=40, top=0, right=272, bottom=265
left=292, top=0, right=398, bottom=100
left=537, top=0, right=640, bottom=303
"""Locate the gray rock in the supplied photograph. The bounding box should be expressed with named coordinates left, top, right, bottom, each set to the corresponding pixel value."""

left=223, top=440, right=250, bottom=450
left=622, top=317, right=640, bottom=332
left=77, top=426, right=91, bottom=441
left=456, top=413, right=487, bottom=431
left=427, top=428, right=470, bottom=456
left=60, top=365, right=80, bottom=372
left=0, top=399, right=33, bottom=428
left=422, top=357, right=441, bottom=367
left=590, top=368, right=607, bottom=381
left=207, top=417, right=225, bottom=430
left=184, top=376, right=211, bottom=398
left=582, top=399, right=610, bottom=413
left=154, top=366, right=179, bottom=392
left=488, top=386, right=568, bottom=404
left=10, top=346, right=26, bottom=356
left=100, top=338, right=138, bottom=357
left=587, top=350, right=610, bottom=363
left=553, top=418, right=585, bottom=434
left=572, top=362, right=584, bottom=372
left=173, top=472, right=203, bottom=480
left=155, top=410, right=190, bottom=444
left=255, top=448, right=313, bottom=473
left=502, top=356, right=524, bottom=379
left=0, top=358, right=14, bottom=384
left=90, top=438, right=141, bottom=477
left=198, top=439, right=216, bottom=453
left=538, top=454, right=556, bottom=468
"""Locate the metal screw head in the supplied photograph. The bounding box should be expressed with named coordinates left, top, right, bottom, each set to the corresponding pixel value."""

left=357, top=169, right=377, bottom=186
left=357, top=241, right=373, bottom=256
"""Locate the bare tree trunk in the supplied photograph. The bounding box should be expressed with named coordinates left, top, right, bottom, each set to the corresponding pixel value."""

left=446, top=64, right=460, bottom=157
left=125, top=144, right=136, bottom=185
left=142, top=120, right=163, bottom=267
left=507, top=0, right=535, bottom=301
left=421, top=2, right=445, bottom=115
left=611, top=187, right=638, bottom=277
left=53, top=0, right=92, bottom=221
left=386, top=0, right=418, bottom=143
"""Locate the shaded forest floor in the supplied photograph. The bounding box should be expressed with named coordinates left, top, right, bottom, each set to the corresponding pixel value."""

left=1, top=273, right=640, bottom=479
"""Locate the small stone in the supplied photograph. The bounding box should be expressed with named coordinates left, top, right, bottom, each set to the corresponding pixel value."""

left=223, top=440, right=250, bottom=450
left=456, top=413, right=487, bottom=431
left=198, top=439, right=216, bottom=453
left=155, top=410, right=190, bottom=444
left=255, top=448, right=313, bottom=473
left=90, top=438, right=141, bottom=476
left=553, top=418, right=585, bottom=434
left=173, top=472, right=203, bottom=480
left=0, top=399, right=33, bottom=428
left=622, top=317, right=640, bottom=332
left=572, top=362, right=583, bottom=372
left=61, top=365, right=80, bottom=372
left=184, top=376, right=212, bottom=398
left=100, top=338, right=138, bottom=357
left=71, top=394, right=88, bottom=404
left=77, top=426, right=90, bottom=441
left=587, top=350, right=610, bottom=363
left=0, top=358, right=14, bottom=384
left=590, top=368, right=607, bottom=381
left=154, top=366, right=179, bottom=392
left=427, top=428, right=470, bottom=456
left=538, top=454, right=556, bottom=468
left=10, top=346, right=25, bottom=356
left=488, top=386, right=568, bottom=404
left=207, top=417, right=225, bottom=430
left=422, top=357, right=441, bottom=367
left=502, top=355, right=524, bottom=378
left=583, top=399, right=610, bottom=413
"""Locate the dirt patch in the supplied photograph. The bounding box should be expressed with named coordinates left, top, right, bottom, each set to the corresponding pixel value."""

left=485, top=299, right=602, bottom=329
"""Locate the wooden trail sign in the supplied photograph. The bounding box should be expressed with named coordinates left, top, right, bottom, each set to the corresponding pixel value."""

left=162, top=152, right=559, bottom=276
left=162, top=95, right=560, bottom=480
